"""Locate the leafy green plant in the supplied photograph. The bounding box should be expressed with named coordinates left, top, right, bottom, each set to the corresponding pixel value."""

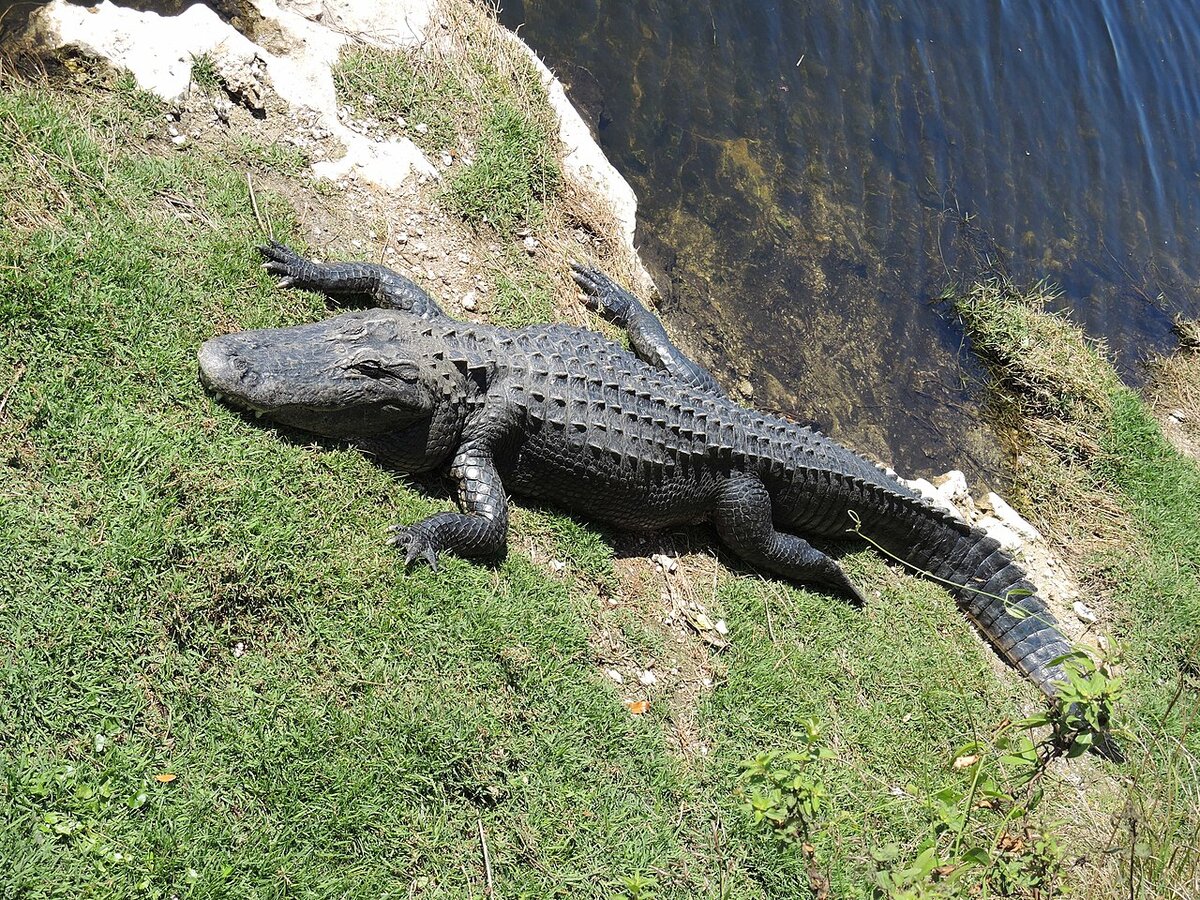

left=610, top=871, right=658, bottom=900
left=872, top=648, right=1122, bottom=897
left=737, top=718, right=834, bottom=848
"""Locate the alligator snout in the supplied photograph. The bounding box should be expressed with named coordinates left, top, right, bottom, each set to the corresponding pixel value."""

left=197, top=335, right=247, bottom=396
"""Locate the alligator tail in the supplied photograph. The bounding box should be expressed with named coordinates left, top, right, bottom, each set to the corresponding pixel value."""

left=864, top=493, right=1073, bottom=698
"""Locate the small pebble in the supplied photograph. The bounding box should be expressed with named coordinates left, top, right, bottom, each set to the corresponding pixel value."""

left=523, top=235, right=538, bottom=254
left=415, top=122, right=429, bottom=134
left=460, top=290, right=477, bottom=311
left=651, top=553, right=678, bottom=574
left=233, top=641, right=246, bottom=658
left=638, top=670, right=657, bottom=686
left=1073, top=601, right=1097, bottom=624
left=440, top=152, right=453, bottom=167
left=606, top=668, right=624, bottom=684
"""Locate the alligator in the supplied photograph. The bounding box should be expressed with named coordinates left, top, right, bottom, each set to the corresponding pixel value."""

left=198, top=242, right=1081, bottom=703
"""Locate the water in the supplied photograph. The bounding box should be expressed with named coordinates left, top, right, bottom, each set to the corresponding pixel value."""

left=500, top=0, right=1200, bottom=482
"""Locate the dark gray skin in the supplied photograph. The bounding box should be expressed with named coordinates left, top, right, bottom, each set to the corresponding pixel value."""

left=199, top=242, right=1079, bottom=702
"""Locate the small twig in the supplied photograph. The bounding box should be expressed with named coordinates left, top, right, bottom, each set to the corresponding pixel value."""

left=246, top=171, right=269, bottom=237
left=0, top=362, right=27, bottom=419
left=478, top=817, right=494, bottom=896
left=762, top=580, right=777, bottom=643
left=380, top=218, right=392, bottom=265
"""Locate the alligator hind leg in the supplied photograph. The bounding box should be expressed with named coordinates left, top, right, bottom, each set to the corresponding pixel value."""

left=571, top=264, right=724, bottom=395
left=259, top=241, right=446, bottom=319
left=712, top=475, right=866, bottom=604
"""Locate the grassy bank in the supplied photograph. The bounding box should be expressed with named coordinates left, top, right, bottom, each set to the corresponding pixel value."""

left=1, top=22, right=1192, bottom=900
left=955, top=277, right=1200, bottom=898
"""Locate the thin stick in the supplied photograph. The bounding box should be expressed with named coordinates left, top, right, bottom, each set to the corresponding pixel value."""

left=758, top=580, right=777, bottom=643
left=246, top=171, right=268, bottom=237
left=0, top=362, right=27, bottom=419
left=478, top=817, right=494, bottom=896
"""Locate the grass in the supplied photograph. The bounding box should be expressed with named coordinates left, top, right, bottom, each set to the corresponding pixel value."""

left=446, top=100, right=559, bottom=233
left=330, top=0, right=561, bottom=234
left=0, top=73, right=1112, bottom=898
left=953, top=275, right=1200, bottom=897
left=189, top=54, right=220, bottom=95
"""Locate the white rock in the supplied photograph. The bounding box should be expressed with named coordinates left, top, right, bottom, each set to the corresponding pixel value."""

left=509, top=37, right=641, bottom=249
left=982, top=492, right=1044, bottom=543
left=523, top=235, right=539, bottom=254
left=1169, top=408, right=1188, bottom=424
left=1073, top=601, right=1097, bottom=624
left=714, top=619, right=729, bottom=636
left=27, top=0, right=440, bottom=192
left=440, top=151, right=453, bottom=167
left=549, top=559, right=566, bottom=573
left=905, top=477, right=965, bottom=521
left=975, top=515, right=1023, bottom=553
left=651, top=553, right=678, bottom=574
left=638, top=670, right=657, bottom=686
left=932, top=469, right=971, bottom=505
left=415, top=122, right=429, bottom=134
left=460, top=290, right=477, bottom=311
left=605, top=668, right=624, bottom=684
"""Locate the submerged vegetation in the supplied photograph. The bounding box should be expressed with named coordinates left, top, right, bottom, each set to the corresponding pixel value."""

left=1, top=10, right=1198, bottom=899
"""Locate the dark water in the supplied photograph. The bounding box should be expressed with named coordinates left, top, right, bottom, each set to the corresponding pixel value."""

left=500, top=0, right=1200, bottom=482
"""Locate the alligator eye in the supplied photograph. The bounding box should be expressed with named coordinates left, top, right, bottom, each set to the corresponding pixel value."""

left=348, top=360, right=420, bottom=383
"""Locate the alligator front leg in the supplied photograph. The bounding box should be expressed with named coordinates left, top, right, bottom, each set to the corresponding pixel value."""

left=712, top=475, right=866, bottom=604
left=388, top=439, right=510, bottom=570
left=571, top=264, right=724, bottom=396
left=259, top=241, right=446, bottom=319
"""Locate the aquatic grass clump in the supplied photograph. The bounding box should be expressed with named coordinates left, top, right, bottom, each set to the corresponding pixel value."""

left=954, top=277, right=1118, bottom=453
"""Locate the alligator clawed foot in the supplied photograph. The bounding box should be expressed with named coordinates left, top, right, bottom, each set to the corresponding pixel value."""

left=823, top=571, right=867, bottom=607
left=386, top=524, right=440, bottom=571
left=570, top=263, right=632, bottom=321
left=258, top=240, right=308, bottom=289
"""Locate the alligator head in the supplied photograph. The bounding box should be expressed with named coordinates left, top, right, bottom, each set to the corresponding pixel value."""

left=198, top=309, right=459, bottom=442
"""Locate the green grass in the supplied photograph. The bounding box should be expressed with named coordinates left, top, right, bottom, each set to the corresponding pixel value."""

left=954, top=276, right=1200, bottom=897
left=330, top=3, right=562, bottom=235
left=331, top=45, right=469, bottom=155
left=0, top=78, right=1083, bottom=897
left=447, top=101, right=559, bottom=232
left=189, top=54, right=221, bottom=95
